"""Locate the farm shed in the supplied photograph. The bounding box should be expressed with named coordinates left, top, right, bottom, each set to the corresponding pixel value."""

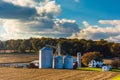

left=102, top=65, right=111, bottom=71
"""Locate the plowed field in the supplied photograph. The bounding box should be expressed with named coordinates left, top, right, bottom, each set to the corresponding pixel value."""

left=0, top=68, right=119, bottom=80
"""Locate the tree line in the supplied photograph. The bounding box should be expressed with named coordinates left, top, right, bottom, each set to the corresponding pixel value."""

left=0, top=37, right=120, bottom=58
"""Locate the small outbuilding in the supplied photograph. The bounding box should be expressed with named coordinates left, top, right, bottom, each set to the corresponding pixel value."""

left=102, top=65, right=111, bottom=71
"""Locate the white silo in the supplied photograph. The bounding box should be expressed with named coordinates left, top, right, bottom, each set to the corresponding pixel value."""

left=64, top=55, right=73, bottom=69
left=39, top=46, right=53, bottom=68
left=77, top=52, right=81, bottom=68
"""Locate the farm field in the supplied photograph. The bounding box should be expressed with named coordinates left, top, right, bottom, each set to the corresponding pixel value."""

left=0, top=53, right=119, bottom=80
left=0, top=53, right=39, bottom=63
left=0, top=68, right=119, bottom=80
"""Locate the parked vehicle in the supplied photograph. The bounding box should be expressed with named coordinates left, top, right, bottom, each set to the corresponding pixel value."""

left=27, top=60, right=39, bottom=68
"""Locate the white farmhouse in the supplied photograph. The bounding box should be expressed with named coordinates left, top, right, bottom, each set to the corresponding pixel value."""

left=88, top=60, right=103, bottom=68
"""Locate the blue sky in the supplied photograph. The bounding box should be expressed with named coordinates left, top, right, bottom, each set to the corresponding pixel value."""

left=0, top=0, right=120, bottom=42
left=57, top=0, right=120, bottom=24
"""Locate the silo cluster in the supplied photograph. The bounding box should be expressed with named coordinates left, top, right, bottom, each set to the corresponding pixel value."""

left=39, top=46, right=81, bottom=69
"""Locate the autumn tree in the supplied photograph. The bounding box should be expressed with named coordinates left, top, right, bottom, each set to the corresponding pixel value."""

left=18, top=40, right=26, bottom=53
left=82, top=52, right=103, bottom=66
left=110, top=43, right=120, bottom=57
left=111, top=58, right=120, bottom=69
left=0, top=41, right=4, bottom=50
left=0, top=37, right=120, bottom=58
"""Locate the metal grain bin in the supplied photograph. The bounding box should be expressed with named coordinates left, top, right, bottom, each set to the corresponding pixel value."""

left=39, top=46, right=53, bottom=68
left=54, top=55, right=63, bottom=69
left=64, top=55, right=73, bottom=69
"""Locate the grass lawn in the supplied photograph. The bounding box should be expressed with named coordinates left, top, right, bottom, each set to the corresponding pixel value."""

left=77, top=67, right=120, bottom=72
left=111, top=69, right=120, bottom=72
left=77, top=67, right=101, bottom=71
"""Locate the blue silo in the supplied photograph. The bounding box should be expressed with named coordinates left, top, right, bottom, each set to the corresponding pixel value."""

left=54, top=55, right=63, bottom=69
left=39, top=46, right=53, bottom=68
left=64, top=55, right=73, bottom=69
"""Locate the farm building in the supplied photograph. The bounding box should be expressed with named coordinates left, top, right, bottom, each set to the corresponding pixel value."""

left=102, top=65, right=111, bottom=71
left=39, top=45, right=82, bottom=69
left=88, top=60, right=103, bottom=68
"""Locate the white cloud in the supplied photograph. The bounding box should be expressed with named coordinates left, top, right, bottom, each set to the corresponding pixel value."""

left=106, top=36, right=120, bottom=42
left=0, top=0, right=67, bottom=40
left=54, top=19, right=79, bottom=33
left=82, top=21, right=90, bottom=27
left=36, top=1, right=61, bottom=18
left=3, top=0, right=61, bottom=18
left=99, top=20, right=120, bottom=25
left=43, top=1, right=61, bottom=15
left=3, top=0, right=36, bottom=7
left=70, top=20, right=120, bottom=42
left=1, top=18, right=79, bottom=40
left=2, top=19, right=26, bottom=33
left=0, top=32, right=43, bottom=40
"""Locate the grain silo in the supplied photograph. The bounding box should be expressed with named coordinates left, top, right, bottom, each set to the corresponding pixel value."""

left=54, top=55, right=63, bottom=69
left=54, top=44, right=63, bottom=69
left=39, top=46, right=53, bottom=68
left=77, top=52, right=81, bottom=68
left=64, top=55, right=73, bottom=69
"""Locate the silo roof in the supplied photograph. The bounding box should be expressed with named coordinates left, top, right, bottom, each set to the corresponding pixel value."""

left=55, top=55, right=62, bottom=59
left=41, top=46, right=53, bottom=51
left=64, top=54, right=72, bottom=58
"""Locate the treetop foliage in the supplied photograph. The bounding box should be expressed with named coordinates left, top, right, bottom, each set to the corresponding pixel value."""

left=81, top=52, right=103, bottom=66
left=0, top=38, right=120, bottom=58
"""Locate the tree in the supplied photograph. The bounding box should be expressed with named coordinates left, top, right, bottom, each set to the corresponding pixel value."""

left=110, top=43, right=120, bottom=57
left=18, top=40, right=26, bottom=53
left=82, top=52, right=103, bottom=66
left=111, top=58, right=120, bottom=69
left=0, top=41, right=4, bottom=50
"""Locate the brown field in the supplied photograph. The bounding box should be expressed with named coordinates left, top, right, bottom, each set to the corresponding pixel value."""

left=0, top=54, right=119, bottom=80
left=0, top=53, right=39, bottom=63
left=0, top=68, right=119, bottom=80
